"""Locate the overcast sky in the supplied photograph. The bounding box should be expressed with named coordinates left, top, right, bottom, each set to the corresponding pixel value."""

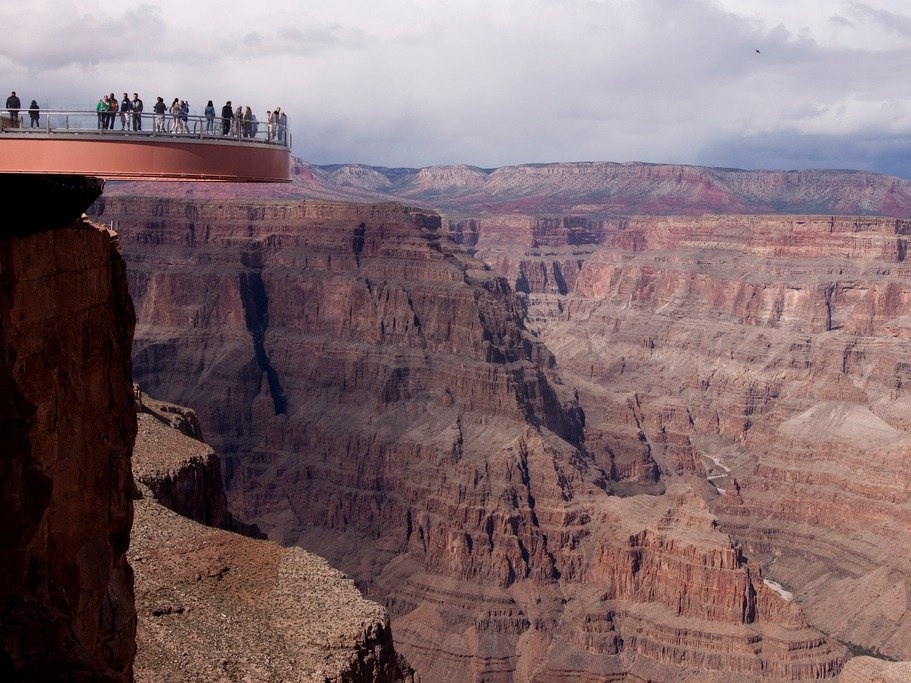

left=3, top=1, right=911, bottom=175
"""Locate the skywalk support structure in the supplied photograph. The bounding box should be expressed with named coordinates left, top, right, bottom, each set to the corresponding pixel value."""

left=0, top=110, right=291, bottom=182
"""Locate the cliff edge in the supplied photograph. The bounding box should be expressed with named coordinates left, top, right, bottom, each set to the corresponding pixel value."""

left=0, top=176, right=137, bottom=681
left=130, top=391, right=413, bottom=682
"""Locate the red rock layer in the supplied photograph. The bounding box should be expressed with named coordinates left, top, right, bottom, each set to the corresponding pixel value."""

left=94, top=196, right=847, bottom=680
left=0, top=218, right=136, bottom=680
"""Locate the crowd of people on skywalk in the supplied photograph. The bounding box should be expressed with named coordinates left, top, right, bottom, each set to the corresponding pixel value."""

left=4, top=90, right=288, bottom=144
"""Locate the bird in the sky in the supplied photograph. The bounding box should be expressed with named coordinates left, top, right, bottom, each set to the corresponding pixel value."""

left=755, top=49, right=761, bottom=53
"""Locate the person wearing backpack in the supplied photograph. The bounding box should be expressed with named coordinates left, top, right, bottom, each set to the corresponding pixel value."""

left=179, top=100, right=189, bottom=133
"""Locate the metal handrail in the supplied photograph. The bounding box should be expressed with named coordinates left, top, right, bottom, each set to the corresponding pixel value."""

left=0, top=109, right=291, bottom=149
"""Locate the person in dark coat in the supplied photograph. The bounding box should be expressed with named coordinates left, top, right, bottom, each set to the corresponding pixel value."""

left=28, top=100, right=39, bottom=128
left=6, top=91, right=21, bottom=126
left=242, top=106, right=253, bottom=138
left=120, top=93, right=132, bottom=130
left=221, top=100, right=233, bottom=135
left=132, top=93, right=143, bottom=131
left=179, top=100, right=189, bottom=133
left=152, top=96, right=167, bottom=132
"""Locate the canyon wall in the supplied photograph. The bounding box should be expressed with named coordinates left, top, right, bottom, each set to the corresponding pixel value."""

left=94, top=195, right=848, bottom=680
left=485, top=213, right=911, bottom=660
left=0, top=179, right=136, bottom=681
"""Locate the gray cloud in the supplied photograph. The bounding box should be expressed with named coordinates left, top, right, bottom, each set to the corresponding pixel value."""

left=0, top=4, right=167, bottom=72
left=698, top=129, right=911, bottom=178
left=4, top=0, right=911, bottom=176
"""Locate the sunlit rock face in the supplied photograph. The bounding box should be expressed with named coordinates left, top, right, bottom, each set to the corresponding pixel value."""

left=1, top=177, right=136, bottom=681
left=94, top=195, right=848, bottom=681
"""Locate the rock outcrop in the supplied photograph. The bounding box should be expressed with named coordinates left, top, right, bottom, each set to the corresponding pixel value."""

left=93, top=195, right=849, bottom=680
left=0, top=177, right=136, bottom=681
left=132, top=386, right=232, bottom=530
left=130, top=400, right=412, bottom=683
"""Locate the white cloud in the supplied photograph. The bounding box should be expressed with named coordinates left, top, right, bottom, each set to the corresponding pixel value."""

left=2, top=0, right=911, bottom=173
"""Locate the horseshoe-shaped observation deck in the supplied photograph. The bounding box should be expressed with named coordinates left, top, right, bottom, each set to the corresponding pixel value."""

left=0, top=110, right=290, bottom=182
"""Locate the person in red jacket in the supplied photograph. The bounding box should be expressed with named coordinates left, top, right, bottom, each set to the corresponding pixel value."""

left=107, top=92, right=118, bottom=130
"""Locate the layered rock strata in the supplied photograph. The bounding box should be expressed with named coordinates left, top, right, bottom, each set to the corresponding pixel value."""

left=94, top=196, right=848, bottom=680
left=0, top=180, right=136, bottom=681
left=520, top=214, right=911, bottom=660
left=130, top=402, right=411, bottom=683
left=106, top=161, right=911, bottom=218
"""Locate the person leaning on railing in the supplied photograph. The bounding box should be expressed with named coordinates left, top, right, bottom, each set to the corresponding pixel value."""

left=28, top=100, right=39, bottom=128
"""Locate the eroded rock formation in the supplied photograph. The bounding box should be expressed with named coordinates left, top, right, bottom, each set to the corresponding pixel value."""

left=473, top=213, right=911, bottom=661
left=130, top=396, right=412, bottom=682
left=93, top=196, right=849, bottom=680
left=133, top=386, right=232, bottom=530
left=0, top=177, right=136, bottom=681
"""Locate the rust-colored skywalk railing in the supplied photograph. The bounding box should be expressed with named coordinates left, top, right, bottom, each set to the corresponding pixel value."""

left=0, top=109, right=291, bottom=182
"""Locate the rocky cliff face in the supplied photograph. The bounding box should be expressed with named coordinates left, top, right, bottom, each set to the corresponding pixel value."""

left=0, top=178, right=136, bottom=681
left=130, top=390, right=411, bottom=682
left=93, top=195, right=848, bottom=680
left=511, top=213, right=911, bottom=661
